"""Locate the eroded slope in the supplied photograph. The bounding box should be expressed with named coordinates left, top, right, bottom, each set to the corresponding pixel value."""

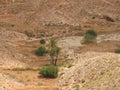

left=58, top=52, right=120, bottom=90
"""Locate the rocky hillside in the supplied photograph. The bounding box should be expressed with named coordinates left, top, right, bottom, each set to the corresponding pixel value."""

left=0, top=0, right=120, bottom=36
left=0, top=0, right=120, bottom=90
left=0, top=0, right=119, bottom=68
left=58, top=52, right=120, bottom=90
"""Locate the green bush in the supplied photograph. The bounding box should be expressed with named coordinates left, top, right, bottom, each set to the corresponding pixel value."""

left=35, top=46, right=47, bottom=56
left=39, top=65, right=59, bottom=78
left=40, top=39, right=46, bottom=44
left=40, top=33, right=45, bottom=37
left=84, top=34, right=96, bottom=43
left=85, top=29, right=97, bottom=37
left=115, top=48, right=120, bottom=53
left=83, top=29, right=97, bottom=43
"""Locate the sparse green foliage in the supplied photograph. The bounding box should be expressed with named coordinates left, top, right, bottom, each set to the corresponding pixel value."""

left=85, top=29, right=97, bottom=37
left=49, top=39, right=57, bottom=48
left=40, top=33, right=45, bottom=37
left=115, top=48, right=120, bottom=53
left=60, top=59, right=74, bottom=68
left=81, top=79, right=85, bottom=83
left=83, top=29, right=97, bottom=43
left=84, top=34, right=96, bottom=43
left=35, top=38, right=61, bottom=65
left=35, top=46, right=47, bottom=56
left=40, top=39, right=46, bottom=44
left=67, top=64, right=74, bottom=68
left=39, top=65, right=59, bottom=78
left=48, top=39, right=61, bottom=65
left=75, top=85, right=80, bottom=90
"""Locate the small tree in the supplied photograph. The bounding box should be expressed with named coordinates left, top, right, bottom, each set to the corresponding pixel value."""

left=49, top=39, right=57, bottom=48
left=49, top=48, right=56, bottom=64
left=35, top=46, right=47, bottom=56
left=83, top=29, right=97, bottom=43
left=54, top=46, right=61, bottom=65
left=48, top=39, right=61, bottom=65
left=115, top=48, right=120, bottom=53
left=35, top=39, right=61, bottom=65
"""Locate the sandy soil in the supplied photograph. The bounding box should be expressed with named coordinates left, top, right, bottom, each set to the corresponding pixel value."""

left=0, top=70, right=59, bottom=90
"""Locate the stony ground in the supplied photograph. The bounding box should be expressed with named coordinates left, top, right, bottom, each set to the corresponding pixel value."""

left=0, top=73, right=24, bottom=90
left=58, top=52, right=120, bottom=90
left=0, top=70, right=58, bottom=90
left=57, top=33, right=120, bottom=90
left=0, top=63, right=57, bottom=89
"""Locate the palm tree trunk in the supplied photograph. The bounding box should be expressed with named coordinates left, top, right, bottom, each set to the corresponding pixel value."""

left=50, top=56, right=54, bottom=65
left=55, top=55, right=58, bottom=65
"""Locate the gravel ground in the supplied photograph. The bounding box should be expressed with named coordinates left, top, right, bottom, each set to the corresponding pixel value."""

left=58, top=52, right=120, bottom=90
left=0, top=73, right=24, bottom=90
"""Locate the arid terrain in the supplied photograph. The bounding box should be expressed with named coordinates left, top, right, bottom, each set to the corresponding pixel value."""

left=0, top=0, right=120, bottom=90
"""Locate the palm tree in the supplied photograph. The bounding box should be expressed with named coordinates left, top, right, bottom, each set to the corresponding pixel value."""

left=49, top=39, right=57, bottom=48
left=48, top=39, right=61, bottom=65
left=54, top=47, right=61, bottom=65
left=49, top=48, right=56, bottom=64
